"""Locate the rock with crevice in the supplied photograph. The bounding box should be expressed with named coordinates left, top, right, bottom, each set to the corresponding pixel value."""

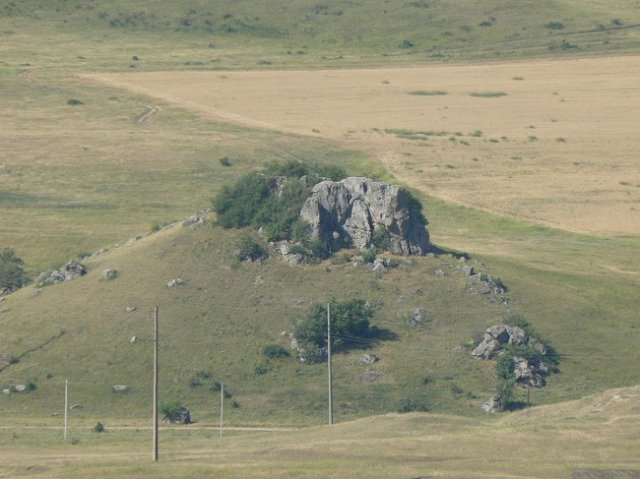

left=300, top=177, right=430, bottom=255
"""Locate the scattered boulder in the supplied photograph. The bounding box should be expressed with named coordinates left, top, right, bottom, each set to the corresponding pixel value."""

left=125, top=306, right=137, bottom=313
left=371, top=258, right=388, bottom=274
left=466, top=273, right=506, bottom=295
left=480, top=395, right=502, bottom=414
left=183, top=209, right=208, bottom=229
left=102, top=269, right=118, bottom=280
left=2, top=388, right=9, bottom=395
left=166, top=278, right=185, bottom=288
left=358, top=353, right=379, bottom=365
left=300, top=177, right=430, bottom=255
left=399, top=308, right=426, bottom=326
left=434, top=268, right=445, bottom=277
left=129, top=336, right=137, bottom=344
left=112, top=384, right=128, bottom=393
left=14, top=384, right=26, bottom=392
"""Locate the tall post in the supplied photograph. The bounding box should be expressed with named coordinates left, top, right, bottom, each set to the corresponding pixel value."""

left=64, top=379, right=68, bottom=441
left=152, top=306, right=159, bottom=462
left=327, top=303, right=333, bottom=426
left=220, top=382, right=224, bottom=438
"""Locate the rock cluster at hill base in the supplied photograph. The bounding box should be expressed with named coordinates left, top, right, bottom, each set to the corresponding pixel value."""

left=473, top=324, right=550, bottom=389
left=300, top=177, right=430, bottom=255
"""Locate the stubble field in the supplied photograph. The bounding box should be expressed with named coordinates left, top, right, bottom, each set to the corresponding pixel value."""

left=89, top=55, right=640, bottom=236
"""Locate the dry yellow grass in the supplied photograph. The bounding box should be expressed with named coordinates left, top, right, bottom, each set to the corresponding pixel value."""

left=87, top=55, right=640, bottom=236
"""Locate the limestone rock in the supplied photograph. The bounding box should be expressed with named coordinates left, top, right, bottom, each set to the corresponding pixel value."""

left=102, top=269, right=118, bottom=280
left=472, top=325, right=533, bottom=359
left=300, top=177, right=429, bottom=255
left=38, top=260, right=87, bottom=286
left=183, top=209, right=208, bottom=229
left=166, top=278, right=185, bottom=288
left=480, top=395, right=502, bottom=414
left=358, top=353, right=379, bottom=365
left=112, top=384, right=128, bottom=393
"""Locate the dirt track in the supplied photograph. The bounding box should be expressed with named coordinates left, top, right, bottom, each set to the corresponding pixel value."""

left=86, top=56, right=640, bottom=235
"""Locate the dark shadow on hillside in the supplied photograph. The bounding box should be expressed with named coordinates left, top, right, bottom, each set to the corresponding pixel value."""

left=333, top=326, right=398, bottom=352
left=428, top=242, right=470, bottom=260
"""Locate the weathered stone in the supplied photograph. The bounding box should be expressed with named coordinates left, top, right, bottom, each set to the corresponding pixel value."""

left=480, top=395, right=502, bottom=414
left=182, top=210, right=208, bottom=229
left=129, top=336, right=137, bottom=344
left=14, top=384, right=26, bottom=392
left=461, top=264, right=475, bottom=277
left=112, top=384, right=128, bottom=393
left=371, top=258, right=388, bottom=274
left=300, top=177, right=430, bottom=255
left=358, top=353, right=379, bottom=365
left=402, top=308, right=425, bottom=326
left=472, top=325, right=531, bottom=359
left=2, top=388, right=10, bottom=395
left=166, top=278, right=185, bottom=288
left=434, top=268, right=445, bottom=277
left=125, top=306, right=137, bottom=313
left=102, top=269, right=118, bottom=280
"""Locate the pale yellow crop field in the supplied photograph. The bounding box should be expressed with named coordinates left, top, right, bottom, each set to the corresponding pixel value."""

left=88, top=56, right=640, bottom=236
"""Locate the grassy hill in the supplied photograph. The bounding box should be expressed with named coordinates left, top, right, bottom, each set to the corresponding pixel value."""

left=0, top=0, right=639, bottom=434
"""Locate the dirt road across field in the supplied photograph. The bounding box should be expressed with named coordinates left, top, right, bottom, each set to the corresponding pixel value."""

left=86, top=56, right=640, bottom=235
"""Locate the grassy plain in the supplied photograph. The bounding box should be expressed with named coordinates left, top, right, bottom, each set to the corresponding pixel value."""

left=1, top=386, right=640, bottom=478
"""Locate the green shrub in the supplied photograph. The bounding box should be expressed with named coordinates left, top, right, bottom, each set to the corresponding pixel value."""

left=159, top=399, right=184, bottom=420
left=372, top=227, right=390, bottom=252
left=362, top=248, right=377, bottom=263
left=545, top=21, right=565, bottom=30
left=263, top=344, right=291, bottom=359
left=397, top=396, right=429, bottom=413
left=213, top=161, right=346, bottom=242
left=93, top=422, right=105, bottom=433
left=236, top=232, right=268, bottom=262
left=294, top=299, right=374, bottom=359
left=0, top=248, right=28, bottom=291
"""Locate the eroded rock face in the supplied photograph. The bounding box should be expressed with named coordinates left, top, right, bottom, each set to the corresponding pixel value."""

left=472, top=325, right=546, bottom=360
left=300, top=177, right=430, bottom=255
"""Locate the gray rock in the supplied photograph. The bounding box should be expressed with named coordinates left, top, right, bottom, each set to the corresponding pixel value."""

left=102, top=269, right=118, bottom=280
left=434, top=268, right=445, bottom=277
left=163, top=406, right=192, bottom=424
left=402, top=308, right=425, bottom=326
left=38, top=260, right=87, bottom=286
left=2, top=388, right=9, bottom=395
left=461, top=264, right=475, bottom=277
left=300, top=177, right=430, bottom=255
left=480, top=395, right=502, bottom=414
left=112, top=384, right=128, bottom=392
left=166, top=278, right=185, bottom=288
left=125, top=306, right=137, bottom=313
left=182, top=210, right=208, bottom=229
left=472, top=325, right=531, bottom=359
left=14, top=384, right=26, bottom=392
left=371, top=258, right=388, bottom=274
left=129, top=336, right=137, bottom=344
left=358, top=353, right=379, bottom=365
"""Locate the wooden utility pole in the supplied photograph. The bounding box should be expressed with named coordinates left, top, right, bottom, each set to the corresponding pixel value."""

left=152, top=306, right=159, bottom=461
left=220, top=382, right=224, bottom=438
left=327, top=303, right=333, bottom=426
left=64, top=379, right=68, bottom=441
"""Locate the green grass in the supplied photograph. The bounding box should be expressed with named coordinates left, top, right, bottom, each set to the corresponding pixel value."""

left=469, top=91, right=508, bottom=98
left=408, top=90, right=448, bottom=96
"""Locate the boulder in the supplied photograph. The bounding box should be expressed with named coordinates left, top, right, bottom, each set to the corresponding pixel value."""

left=480, top=395, right=502, bottom=414
left=166, top=278, right=185, bottom=288
left=112, top=384, right=128, bottom=393
left=472, top=325, right=533, bottom=359
left=300, top=177, right=430, bottom=255
left=182, top=210, right=208, bottom=229
left=102, top=269, right=118, bottom=280
left=358, top=353, right=379, bottom=365
left=37, top=260, right=87, bottom=286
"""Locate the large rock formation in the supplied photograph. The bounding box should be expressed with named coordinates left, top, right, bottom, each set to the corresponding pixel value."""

left=299, top=177, right=429, bottom=255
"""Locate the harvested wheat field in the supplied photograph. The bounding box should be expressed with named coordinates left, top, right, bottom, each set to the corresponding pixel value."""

left=88, top=56, right=640, bottom=236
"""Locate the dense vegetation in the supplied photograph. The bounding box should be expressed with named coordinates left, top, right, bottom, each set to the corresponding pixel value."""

left=293, top=298, right=378, bottom=363
left=0, top=248, right=28, bottom=292
left=214, top=161, right=346, bottom=242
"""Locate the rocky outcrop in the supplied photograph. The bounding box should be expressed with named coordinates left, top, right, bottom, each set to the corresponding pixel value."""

left=300, top=177, right=429, bottom=255
left=37, top=260, right=86, bottom=286
left=472, top=325, right=546, bottom=359
left=473, top=324, right=551, bottom=390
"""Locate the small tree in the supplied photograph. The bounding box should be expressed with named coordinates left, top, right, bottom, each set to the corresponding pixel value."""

left=294, top=299, right=374, bottom=361
left=0, top=248, right=28, bottom=291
